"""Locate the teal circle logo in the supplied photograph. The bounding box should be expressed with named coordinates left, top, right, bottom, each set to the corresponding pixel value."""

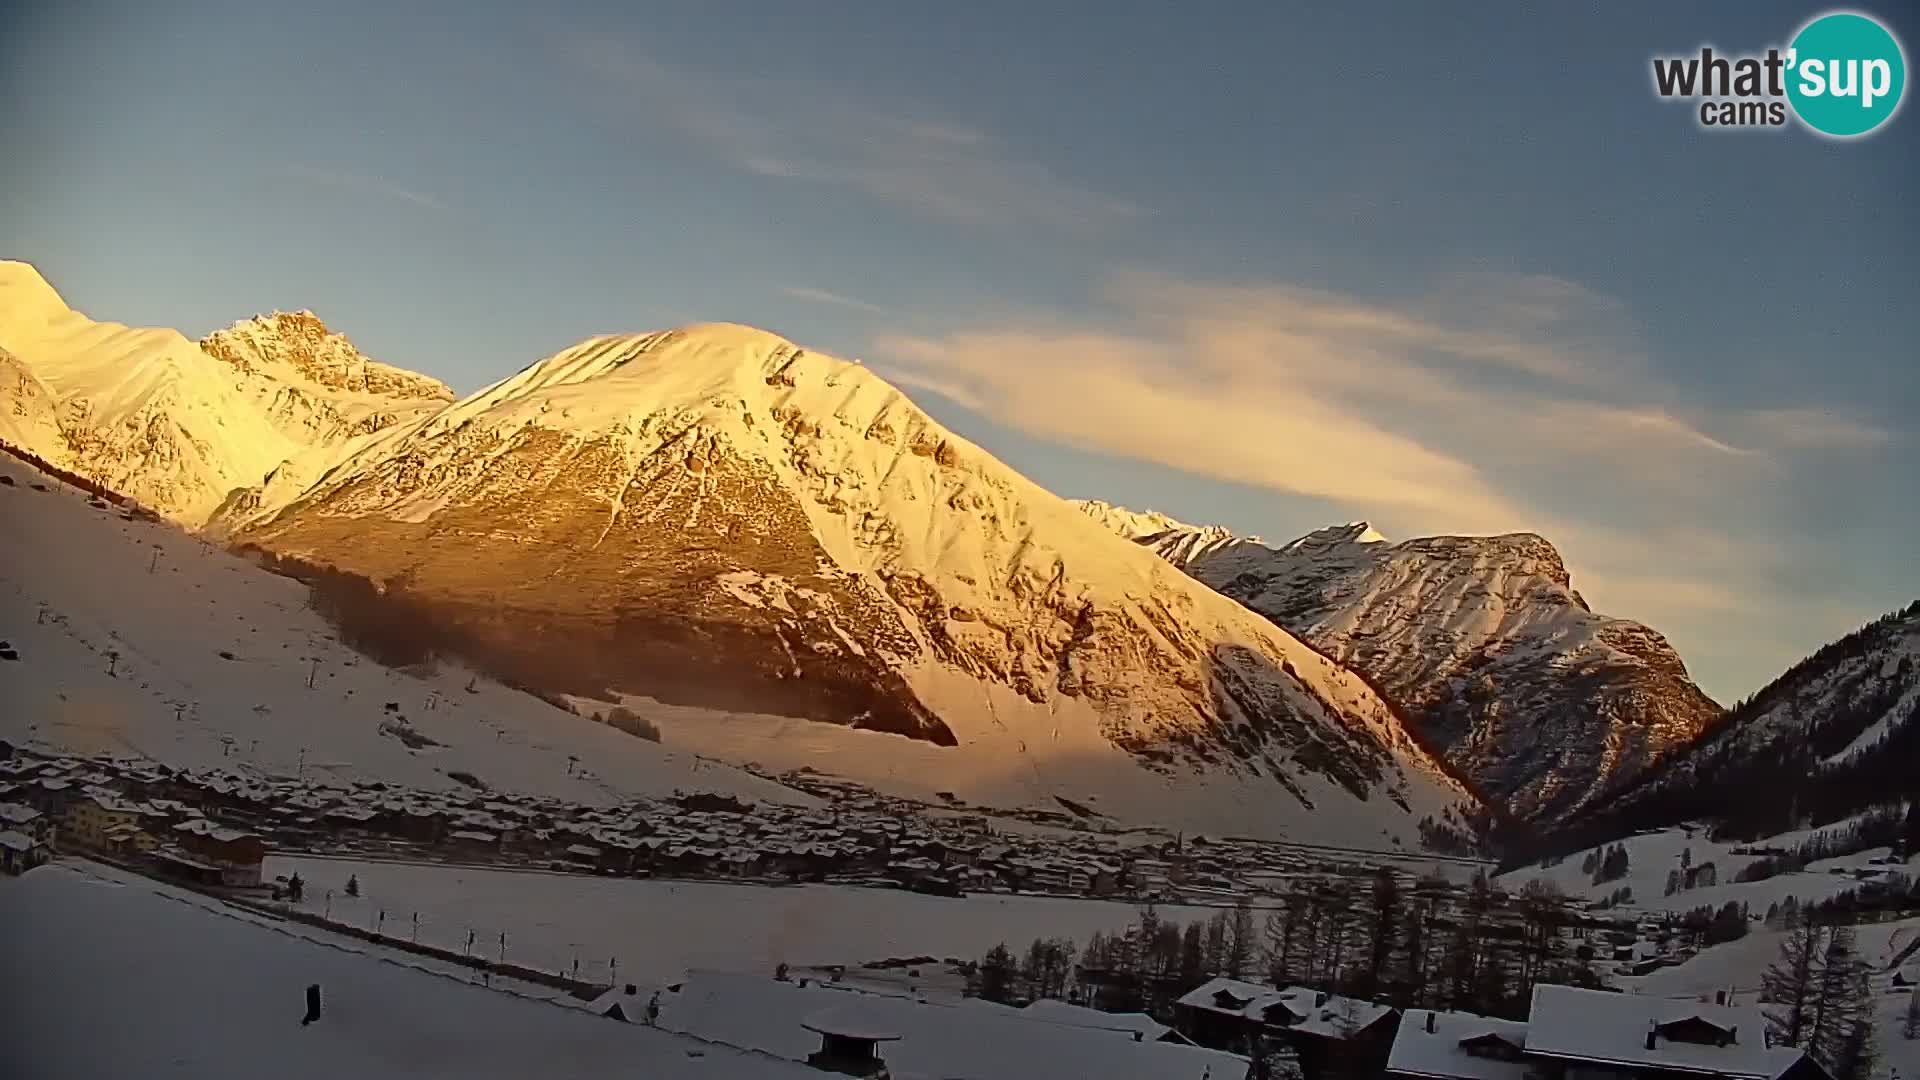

left=1786, top=12, right=1906, bottom=137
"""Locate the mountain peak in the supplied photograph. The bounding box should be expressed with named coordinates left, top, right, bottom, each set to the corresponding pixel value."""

left=202, top=311, right=453, bottom=401
left=1282, top=521, right=1390, bottom=551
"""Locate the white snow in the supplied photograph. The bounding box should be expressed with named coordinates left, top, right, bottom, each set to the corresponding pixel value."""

left=1498, top=823, right=1916, bottom=916
left=1388, top=1009, right=1532, bottom=1080
left=656, top=969, right=1249, bottom=1080
left=1524, top=983, right=1802, bottom=1079
left=0, top=454, right=809, bottom=806
left=266, top=852, right=1219, bottom=990
left=0, top=862, right=816, bottom=1078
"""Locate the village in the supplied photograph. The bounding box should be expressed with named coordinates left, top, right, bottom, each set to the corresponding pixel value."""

left=0, top=740, right=1491, bottom=903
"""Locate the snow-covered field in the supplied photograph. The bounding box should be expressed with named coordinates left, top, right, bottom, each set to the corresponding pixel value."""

left=268, top=853, right=1207, bottom=988
left=1498, top=820, right=1915, bottom=916
left=0, top=861, right=815, bottom=1078
left=0, top=455, right=808, bottom=807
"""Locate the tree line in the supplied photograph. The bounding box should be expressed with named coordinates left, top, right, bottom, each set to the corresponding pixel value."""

left=974, top=870, right=1598, bottom=1022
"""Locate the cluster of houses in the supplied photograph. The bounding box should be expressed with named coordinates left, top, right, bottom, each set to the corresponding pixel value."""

left=1165, top=977, right=1830, bottom=1080
left=0, top=751, right=267, bottom=887
left=0, top=745, right=1492, bottom=904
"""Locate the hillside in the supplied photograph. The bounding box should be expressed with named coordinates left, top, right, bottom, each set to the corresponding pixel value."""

left=1601, top=601, right=1920, bottom=841
left=1076, top=503, right=1722, bottom=826
left=215, top=326, right=1476, bottom=843
left=0, top=451, right=803, bottom=805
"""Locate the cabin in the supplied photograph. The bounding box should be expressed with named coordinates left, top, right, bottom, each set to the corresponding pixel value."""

left=1523, top=984, right=1830, bottom=1080
left=1388, top=1009, right=1532, bottom=1080
left=172, top=819, right=267, bottom=886
left=0, top=829, right=50, bottom=874
left=1173, top=977, right=1399, bottom=1079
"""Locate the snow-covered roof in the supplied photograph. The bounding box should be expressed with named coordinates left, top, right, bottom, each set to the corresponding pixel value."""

left=1175, top=977, right=1396, bottom=1038
left=0, top=801, right=42, bottom=825
left=0, top=829, right=37, bottom=852
left=1388, top=1010, right=1531, bottom=1080
left=1016, top=998, right=1171, bottom=1041
left=1525, top=986, right=1805, bottom=1079
left=662, top=971, right=1246, bottom=1080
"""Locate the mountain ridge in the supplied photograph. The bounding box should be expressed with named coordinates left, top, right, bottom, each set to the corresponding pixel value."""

left=0, top=264, right=1479, bottom=844
left=1075, top=502, right=1723, bottom=826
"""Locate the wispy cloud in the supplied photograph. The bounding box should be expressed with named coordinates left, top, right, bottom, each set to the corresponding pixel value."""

left=872, top=269, right=1898, bottom=689
left=778, top=285, right=886, bottom=315
left=569, top=40, right=1139, bottom=230
left=282, top=164, right=448, bottom=212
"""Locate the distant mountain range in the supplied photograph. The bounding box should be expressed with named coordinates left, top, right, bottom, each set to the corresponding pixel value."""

left=0, top=260, right=1476, bottom=846
left=1072, top=503, right=1723, bottom=826
left=4, top=258, right=1902, bottom=848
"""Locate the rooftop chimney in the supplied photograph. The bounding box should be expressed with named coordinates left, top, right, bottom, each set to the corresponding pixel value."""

left=1426, top=1011, right=1437, bottom=1034
left=1646, top=1024, right=1658, bottom=1052
left=1715, top=991, right=1726, bottom=1005
left=1316, top=992, right=1329, bottom=1007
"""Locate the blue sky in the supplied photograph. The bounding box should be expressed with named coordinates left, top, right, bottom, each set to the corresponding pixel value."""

left=3, top=2, right=1915, bottom=702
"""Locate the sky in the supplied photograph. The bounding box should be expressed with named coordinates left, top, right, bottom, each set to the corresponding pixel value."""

left=3, top=2, right=1915, bottom=704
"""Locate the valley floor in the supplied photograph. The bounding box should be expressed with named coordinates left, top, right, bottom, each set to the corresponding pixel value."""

left=264, top=852, right=1216, bottom=990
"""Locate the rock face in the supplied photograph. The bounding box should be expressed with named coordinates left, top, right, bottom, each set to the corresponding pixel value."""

left=200, top=311, right=453, bottom=446
left=1605, top=601, right=1920, bottom=838
left=1075, top=504, right=1723, bottom=826
left=1, top=266, right=1480, bottom=841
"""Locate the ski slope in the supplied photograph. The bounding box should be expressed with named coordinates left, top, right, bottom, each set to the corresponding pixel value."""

left=0, top=454, right=807, bottom=806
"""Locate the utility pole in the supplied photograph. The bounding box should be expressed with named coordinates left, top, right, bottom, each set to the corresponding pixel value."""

left=149, top=547, right=160, bottom=574
left=307, top=659, right=319, bottom=690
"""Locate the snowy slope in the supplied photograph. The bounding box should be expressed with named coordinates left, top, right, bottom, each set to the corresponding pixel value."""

left=0, top=262, right=451, bottom=526
left=0, top=260, right=310, bottom=523
left=0, top=453, right=804, bottom=805
left=0, top=862, right=816, bottom=1079
left=1609, top=602, right=1920, bottom=836
left=215, top=325, right=1478, bottom=845
left=1498, top=819, right=1915, bottom=916
left=1076, top=503, right=1722, bottom=825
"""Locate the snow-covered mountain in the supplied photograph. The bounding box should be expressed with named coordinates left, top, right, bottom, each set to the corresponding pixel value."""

left=216, top=326, right=1476, bottom=841
left=0, top=263, right=1479, bottom=842
left=200, top=310, right=453, bottom=445
left=1075, top=504, right=1722, bottom=826
left=1604, top=601, right=1920, bottom=839
left=0, top=262, right=446, bottom=525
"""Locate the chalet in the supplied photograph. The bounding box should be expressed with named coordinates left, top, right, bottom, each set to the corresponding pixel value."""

left=0, top=801, right=51, bottom=845
left=1174, top=977, right=1399, bottom=1078
left=0, top=829, right=50, bottom=874
left=172, top=819, right=267, bottom=886
left=62, top=794, right=151, bottom=850
left=1388, top=1010, right=1531, bottom=1080
left=1523, top=985, right=1827, bottom=1080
